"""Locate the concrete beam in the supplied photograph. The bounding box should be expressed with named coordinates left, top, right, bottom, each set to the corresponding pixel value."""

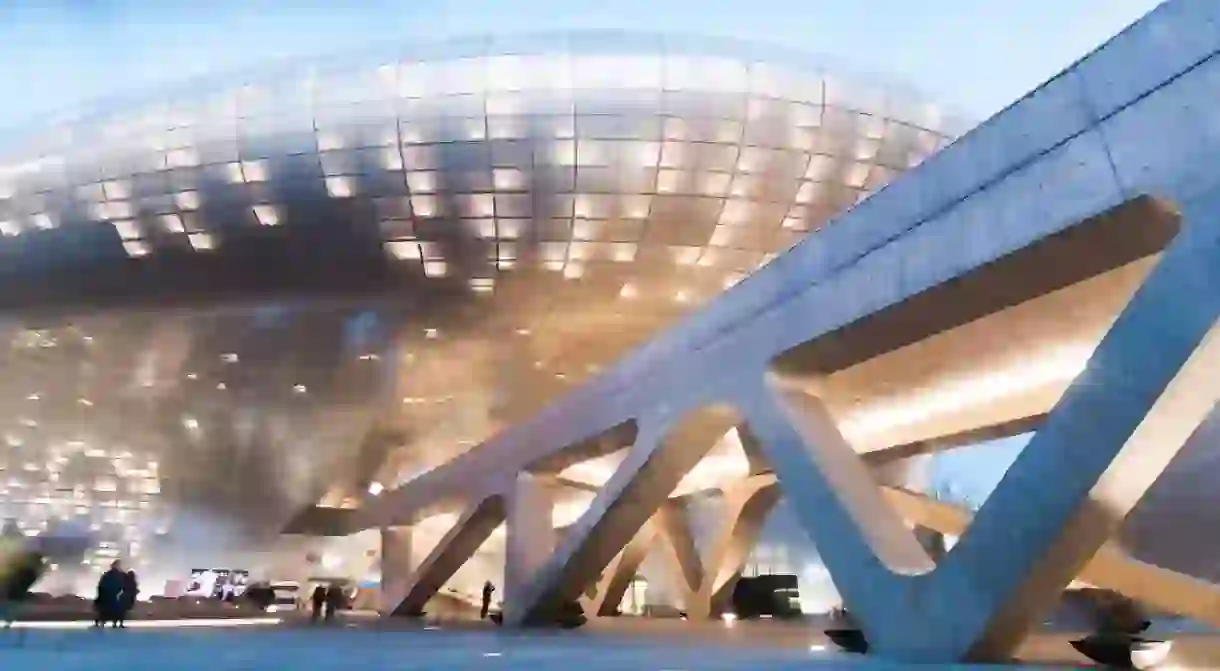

left=385, top=496, right=505, bottom=616
left=503, top=409, right=738, bottom=625
left=582, top=520, right=657, bottom=616
left=883, top=486, right=1220, bottom=629
left=740, top=203, right=1220, bottom=661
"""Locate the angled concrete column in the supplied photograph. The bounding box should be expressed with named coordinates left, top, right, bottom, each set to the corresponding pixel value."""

left=505, top=473, right=557, bottom=608
left=584, top=520, right=657, bottom=616
left=379, top=525, right=415, bottom=615
left=387, top=496, right=505, bottom=616
left=654, top=500, right=703, bottom=607
left=686, top=476, right=781, bottom=620
left=504, top=411, right=736, bottom=625
left=884, top=486, right=1220, bottom=630
left=740, top=211, right=1220, bottom=661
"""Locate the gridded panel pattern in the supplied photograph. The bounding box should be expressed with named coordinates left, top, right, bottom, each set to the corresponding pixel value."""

left=0, top=34, right=963, bottom=504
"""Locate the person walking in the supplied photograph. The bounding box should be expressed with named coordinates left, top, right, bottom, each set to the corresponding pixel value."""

left=95, top=560, right=125, bottom=628
left=310, top=584, right=327, bottom=622
left=324, top=583, right=344, bottom=622
left=481, top=580, right=495, bottom=620
left=117, top=570, right=139, bottom=628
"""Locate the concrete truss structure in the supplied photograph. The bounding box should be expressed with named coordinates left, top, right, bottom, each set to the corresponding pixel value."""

left=353, top=2, right=1220, bottom=663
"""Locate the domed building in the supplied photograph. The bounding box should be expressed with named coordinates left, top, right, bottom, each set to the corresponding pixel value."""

left=0, top=33, right=964, bottom=598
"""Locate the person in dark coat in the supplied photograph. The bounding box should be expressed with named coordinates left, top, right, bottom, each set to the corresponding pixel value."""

left=310, top=584, right=327, bottom=622
left=95, top=560, right=125, bottom=628
left=324, top=583, right=344, bottom=622
left=1, top=550, right=45, bottom=629
left=481, top=581, right=495, bottom=620
left=117, top=570, right=139, bottom=628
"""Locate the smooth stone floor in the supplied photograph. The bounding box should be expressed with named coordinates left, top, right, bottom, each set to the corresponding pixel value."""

left=0, top=621, right=1086, bottom=671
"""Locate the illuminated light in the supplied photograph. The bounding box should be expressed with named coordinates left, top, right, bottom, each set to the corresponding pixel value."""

left=382, top=148, right=404, bottom=171
left=471, top=193, right=494, bottom=217
left=612, top=242, right=638, bottom=263
left=367, top=482, right=384, bottom=496
left=386, top=240, right=421, bottom=261
left=722, top=612, right=737, bottom=625
left=113, top=220, right=140, bottom=240
left=103, top=180, right=130, bottom=200
left=795, top=181, right=816, bottom=204
left=619, top=283, right=638, bottom=299
left=840, top=342, right=1094, bottom=439
left=317, top=132, right=343, bottom=152
left=483, top=652, right=502, bottom=658
left=424, top=328, right=439, bottom=339
left=166, top=148, right=200, bottom=168
left=241, top=160, right=267, bottom=182
left=656, top=169, right=679, bottom=192
left=516, top=328, right=530, bottom=336
left=175, top=190, right=200, bottom=210
left=555, top=373, right=567, bottom=380
left=293, top=384, right=307, bottom=394
left=407, top=171, right=436, bottom=193
left=846, top=162, right=871, bottom=188
left=358, top=353, right=380, bottom=361
left=326, top=176, right=353, bottom=198
left=674, top=290, right=690, bottom=303
left=465, top=119, right=486, bottom=140
left=161, top=214, right=185, bottom=233
left=188, top=233, right=215, bottom=251
left=25, top=393, right=39, bottom=401
left=469, top=278, right=495, bottom=293
left=182, top=417, right=199, bottom=431
left=424, top=260, right=448, bottom=277
left=31, top=213, right=54, bottom=230
left=253, top=204, right=279, bottom=226
left=221, top=352, right=239, bottom=363
left=77, top=398, right=93, bottom=407
left=123, top=241, right=150, bottom=258
left=411, top=195, right=437, bottom=217
left=0, top=220, right=20, bottom=236
left=186, top=372, right=197, bottom=380
left=702, top=172, right=731, bottom=196
left=493, top=168, right=523, bottom=191
left=809, top=644, right=828, bottom=652
left=216, top=382, right=227, bottom=390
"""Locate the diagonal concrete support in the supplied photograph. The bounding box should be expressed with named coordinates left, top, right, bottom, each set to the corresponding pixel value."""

left=379, top=525, right=416, bottom=615
left=503, top=410, right=737, bottom=625
left=883, top=486, right=1220, bottom=630
left=505, top=473, right=557, bottom=608
left=740, top=212, right=1220, bottom=661
left=583, top=520, right=657, bottom=616
left=653, top=499, right=703, bottom=606
left=385, top=496, right=505, bottom=616
left=683, top=476, right=781, bottom=620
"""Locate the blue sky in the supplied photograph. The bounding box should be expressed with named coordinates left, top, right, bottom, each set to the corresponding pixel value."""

left=0, top=0, right=1161, bottom=128
left=0, top=0, right=1161, bottom=500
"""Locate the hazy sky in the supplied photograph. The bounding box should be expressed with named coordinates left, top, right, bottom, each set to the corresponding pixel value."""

left=0, top=0, right=1163, bottom=500
left=0, top=0, right=1162, bottom=129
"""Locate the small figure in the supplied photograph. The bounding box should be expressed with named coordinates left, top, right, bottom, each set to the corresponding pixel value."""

left=95, top=560, right=125, bottom=628
left=324, top=583, right=344, bottom=622
left=481, top=580, right=495, bottom=620
left=117, top=570, right=139, bottom=628
left=310, top=584, right=327, bottom=622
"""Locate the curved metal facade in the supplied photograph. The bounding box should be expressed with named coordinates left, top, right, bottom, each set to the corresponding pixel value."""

left=0, top=34, right=961, bottom=588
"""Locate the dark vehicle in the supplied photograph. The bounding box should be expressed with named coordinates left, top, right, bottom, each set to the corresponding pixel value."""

left=729, top=574, right=802, bottom=620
